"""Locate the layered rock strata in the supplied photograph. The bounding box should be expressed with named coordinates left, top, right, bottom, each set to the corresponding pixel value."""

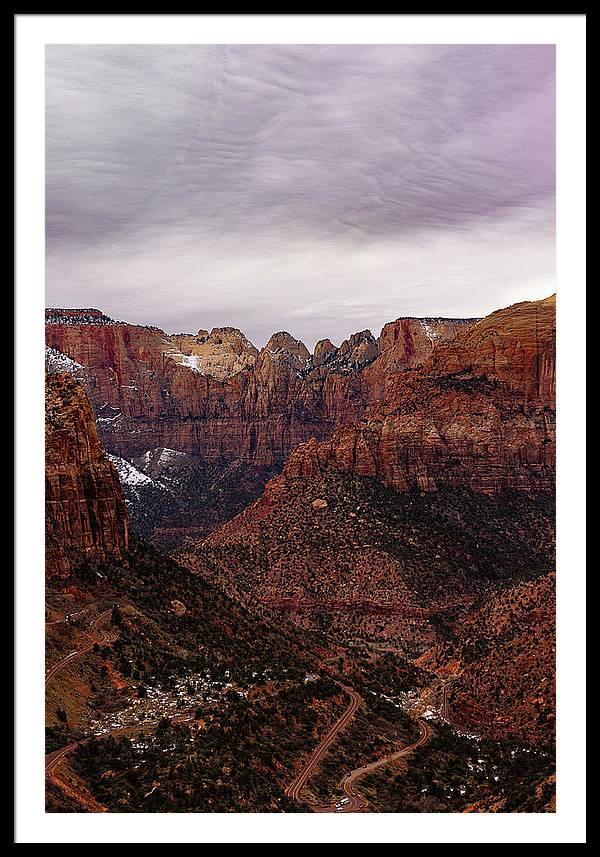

left=45, top=310, right=479, bottom=465
left=45, top=373, right=129, bottom=577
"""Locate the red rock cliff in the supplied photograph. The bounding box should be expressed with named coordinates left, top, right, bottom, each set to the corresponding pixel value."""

left=283, top=296, right=556, bottom=494
left=430, top=295, right=556, bottom=404
left=45, top=373, right=129, bottom=577
left=45, top=311, right=478, bottom=465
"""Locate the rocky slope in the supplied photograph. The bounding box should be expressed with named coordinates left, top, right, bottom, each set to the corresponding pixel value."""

left=188, top=472, right=554, bottom=653
left=454, top=572, right=555, bottom=744
left=46, top=298, right=553, bottom=554
left=185, top=296, right=555, bottom=647
left=44, top=373, right=348, bottom=812
left=45, top=296, right=557, bottom=811
left=45, top=374, right=129, bottom=577
left=420, top=572, right=555, bottom=744
left=108, top=448, right=277, bottom=552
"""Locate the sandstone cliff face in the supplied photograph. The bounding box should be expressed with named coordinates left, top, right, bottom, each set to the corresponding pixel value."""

left=430, top=295, right=556, bottom=404
left=283, top=297, right=556, bottom=495
left=45, top=373, right=129, bottom=578
left=45, top=309, right=480, bottom=467
left=188, top=297, right=555, bottom=651
left=167, top=327, right=258, bottom=381
left=377, top=317, right=478, bottom=373
left=45, top=298, right=554, bottom=561
left=285, top=382, right=555, bottom=494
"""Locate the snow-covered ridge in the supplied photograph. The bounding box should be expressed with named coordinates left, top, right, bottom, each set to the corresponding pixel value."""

left=157, top=448, right=185, bottom=464
left=46, top=308, right=119, bottom=326
left=140, top=448, right=186, bottom=468
left=45, top=307, right=160, bottom=330
left=108, top=448, right=189, bottom=518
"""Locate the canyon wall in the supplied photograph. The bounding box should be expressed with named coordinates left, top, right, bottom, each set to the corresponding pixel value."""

left=45, top=373, right=129, bottom=577
left=45, top=309, right=477, bottom=465
left=190, top=296, right=556, bottom=648
left=284, top=296, right=556, bottom=494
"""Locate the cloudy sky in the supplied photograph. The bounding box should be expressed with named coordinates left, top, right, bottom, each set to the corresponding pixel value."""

left=46, top=44, right=555, bottom=348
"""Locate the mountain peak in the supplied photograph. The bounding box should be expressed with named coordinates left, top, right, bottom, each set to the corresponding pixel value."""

left=262, top=332, right=310, bottom=372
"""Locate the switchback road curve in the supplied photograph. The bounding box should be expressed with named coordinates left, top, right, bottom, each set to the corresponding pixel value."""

left=285, top=685, right=361, bottom=804
left=286, top=679, right=457, bottom=812
left=320, top=678, right=459, bottom=812
left=315, top=718, right=433, bottom=812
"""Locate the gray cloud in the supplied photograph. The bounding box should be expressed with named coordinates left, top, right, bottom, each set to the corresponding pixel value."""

left=46, top=44, right=555, bottom=348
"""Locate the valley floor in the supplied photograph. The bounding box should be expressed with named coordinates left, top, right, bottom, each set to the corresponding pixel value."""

left=46, top=571, right=555, bottom=814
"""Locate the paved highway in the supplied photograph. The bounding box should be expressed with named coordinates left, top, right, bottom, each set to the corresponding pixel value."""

left=287, top=679, right=457, bottom=812
left=318, top=718, right=433, bottom=812
left=285, top=685, right=361, bottom=804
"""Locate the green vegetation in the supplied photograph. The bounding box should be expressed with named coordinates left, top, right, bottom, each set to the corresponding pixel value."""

left=46, top=496, right=555, bottom=814
left=359, top=723, right=555, bottom=813
left=308, top=693, right=421, bottom=804
left=65, top=680, right=345, bottom=812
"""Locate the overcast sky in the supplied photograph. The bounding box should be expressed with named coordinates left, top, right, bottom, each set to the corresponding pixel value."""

left=46, top=44, right=555, bottom=349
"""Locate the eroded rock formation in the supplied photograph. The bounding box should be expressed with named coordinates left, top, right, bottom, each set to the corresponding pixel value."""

left=184, top=296, right=556, bottom=646
left=283, top=296, right=556, bottom=494
left=45, top=373, right=129, bottom=577
left=45, top=309, right=481, bottom=466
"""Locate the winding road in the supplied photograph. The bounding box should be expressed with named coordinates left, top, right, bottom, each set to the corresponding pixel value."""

left=46, top=622, right=455, bottom=815
left=45, top=740, right=82, bottom=776
left=45, top=607, right=91, bottom=627
left=286, top=678, right=459, bottom=812
left=285, top=682, right=434, bottom=813
left=45, top=710, right=196, bottom=811
left=317, top=718, right=433, bottom=812
left=285, top=685, right=361, bottom=804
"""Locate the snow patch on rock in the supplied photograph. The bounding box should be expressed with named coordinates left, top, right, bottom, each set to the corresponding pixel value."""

left=157, top=448, right=186, bottom=465
left=108, top=454, right=153, bottom=486
left=421, top=321, right=440, bottom=347
left=45, top=346, right=84, bottom=375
